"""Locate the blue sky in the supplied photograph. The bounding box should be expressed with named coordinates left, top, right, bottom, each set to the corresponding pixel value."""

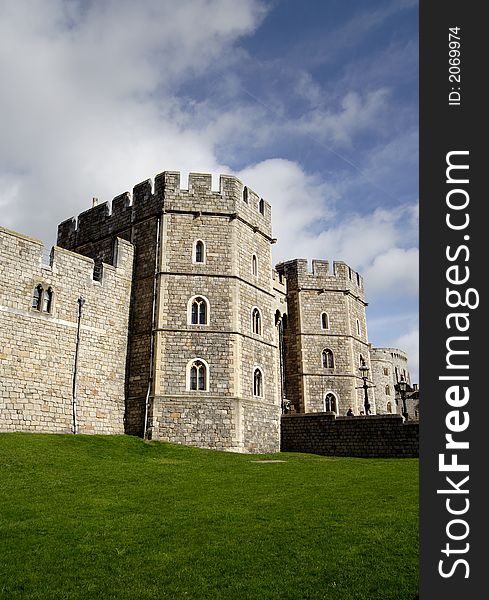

left=0, top=0, right=419, bottom=380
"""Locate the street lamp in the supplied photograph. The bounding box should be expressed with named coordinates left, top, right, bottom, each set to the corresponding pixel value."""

left=358, top=358, right=374, bottom=415
left=396, top=375, right=409, bottom=421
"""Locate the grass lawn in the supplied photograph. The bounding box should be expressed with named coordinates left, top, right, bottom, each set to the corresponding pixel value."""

left=0, top=433, right=418, bottom=599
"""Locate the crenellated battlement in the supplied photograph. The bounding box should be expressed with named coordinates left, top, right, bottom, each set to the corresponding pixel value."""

left=1, top=228, right=132, bottom=288
left=57, top=171, right=273, bottom=248
left=275, top=258, right=365, bottom=299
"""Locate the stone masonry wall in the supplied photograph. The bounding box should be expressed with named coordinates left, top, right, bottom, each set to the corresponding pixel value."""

left=371, top=347, right=412, bottom=416
left=0, top=227, right=133, bottom=434
left=281, top=413, right=418, bottom=458
left=276, top=259, right=374, bottom=416
left=149, top=173, right=280, bottom=452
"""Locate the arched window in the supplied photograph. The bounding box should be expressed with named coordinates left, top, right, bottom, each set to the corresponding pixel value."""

left=252, top=254, right=258, bottom=276
left=259, top=198, right=265, bottom=215
left=188, top=359, right=208, bottom=391
left=321, top=312, right=329, bottom=330
left=253, top=368, right=263, bottom=397
left=252, top=307, right=262, bottom=335
left=243, top=186, right=249, bottom=203
left=387, top=401, right=392, bottom=414
left=193, top=240, right=205, bottom=264
left=32, top=284, right=43, bottom=310
left=359, top=354, right=364, bottom=366
left=385, top=385, right=391, bottom=396
left=43, top=287, right=53, bottom=313
left=190, top=296, right=208, bottom=325
left=356, top=319, right=361, bottom=336
left=322, top=349, right=334, bottom=369
left=324, top=393, right=337, bottom=413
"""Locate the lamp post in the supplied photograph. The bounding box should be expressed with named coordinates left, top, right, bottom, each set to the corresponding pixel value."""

left=358, top=358, right=374, bottom=415
left=396, top=375, right=409, bottom=421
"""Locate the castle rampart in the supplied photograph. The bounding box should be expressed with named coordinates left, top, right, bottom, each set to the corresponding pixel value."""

left=0, top=227, right=133, bottom=434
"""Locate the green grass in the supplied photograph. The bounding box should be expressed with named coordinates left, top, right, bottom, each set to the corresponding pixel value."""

left=0, top=433, right=418, bottom=600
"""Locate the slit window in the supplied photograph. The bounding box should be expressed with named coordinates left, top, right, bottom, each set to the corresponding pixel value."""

left=252, top=308, right=262, bottom=335
left=253, top=368, right=263, bottom=397
left=321, top=312, right=329, bottom=330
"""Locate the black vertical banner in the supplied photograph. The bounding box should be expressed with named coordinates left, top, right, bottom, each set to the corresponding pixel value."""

left=420, top=2, right=485, bottom=598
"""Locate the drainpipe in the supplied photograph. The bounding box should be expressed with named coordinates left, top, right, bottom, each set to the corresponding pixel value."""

left=143, top=215, right=162, bottom=439
left=72, top=296, right=85, bottom=434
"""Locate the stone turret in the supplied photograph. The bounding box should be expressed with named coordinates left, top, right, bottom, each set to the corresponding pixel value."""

left=276, top=258, right=374, bottom=416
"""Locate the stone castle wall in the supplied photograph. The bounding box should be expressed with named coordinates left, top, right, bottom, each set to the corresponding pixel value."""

left=0, top=169, right=414, bottom=454
left=0, top=227, right=133, bottom=434
left=281, top=413, right=419, bottom=458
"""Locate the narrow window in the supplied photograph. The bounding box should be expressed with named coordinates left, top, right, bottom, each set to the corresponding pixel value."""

left=253, top=368, right=263, bottom=397
left=259, top=198, right=265, bottom=215
left=383, top=367, right=389, bottom=376
left=324, top=393, right=337, bottom=413
left=252, top=254, right=258, bottom=276
left=195, top=240, right=204, bottom=263
left=190, top=360, right=207, bottom=391
left=385, top=385, right=391, bottom=396
left=356, top=319, right=361, bottom=336
left=321, top=312, right=329, bottom=330
left=193, top=240, right=205, bottom=264
left=252, top=308, right=262, bottom=335
left=387, top=401, right=392, bottom=414
left=43, top=287, right=53, bottom=313
left=191, top=297, right=207, bottom=325
left=32, top=285, right=43, bottom=310
left=243, top=186, right=249, bottom=203
left=322, top=349, right=334, bottom=369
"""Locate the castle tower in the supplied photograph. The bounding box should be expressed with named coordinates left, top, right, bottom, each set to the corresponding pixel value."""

left=275, top=259, right=374, bottom=416
left=370, top=347, right=411, bottom=416
left=57, top=172, right=281, bottom=452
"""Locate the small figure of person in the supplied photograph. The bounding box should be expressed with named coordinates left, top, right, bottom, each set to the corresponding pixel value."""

left=346, top=408, right=354, bottom=417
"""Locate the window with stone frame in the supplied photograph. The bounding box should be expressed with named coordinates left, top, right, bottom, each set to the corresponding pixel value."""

left=387, top=401, right=392, bottom=413
left=193, top=239, right=205, bottom=264
left=259, top=198, right=265, bottom=215
left=31, top=284, right=53, bottom=314
left=189, top=360, right=207, bottom=391
left=190, top=297, right=207, bottom=325
left=321, top=312, right=329, bottom=330
left=252, top=307, right=262, bottom=335
left=385, top=384, right=391, bottom=396
left=383, top=367, right=389, bottom=376
left=322, top=348, right=334, bottom=369
left=253, top=368, right=263, bottom=397
left=324, top=392, right=337, bottom=412
left=252, top=254, right=258, bottom=276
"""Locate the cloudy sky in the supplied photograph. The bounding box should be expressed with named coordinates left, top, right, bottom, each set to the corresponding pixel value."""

left=0, top=0, right=419, bottom=381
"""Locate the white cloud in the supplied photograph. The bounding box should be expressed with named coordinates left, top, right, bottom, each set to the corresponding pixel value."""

left=363, top=247, right=419, bottom=298
left=0, top=0, right=267, bottom=245
left=390, top=327, right=419, bottom=384
left=295, top=89, right=390, bottom=147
